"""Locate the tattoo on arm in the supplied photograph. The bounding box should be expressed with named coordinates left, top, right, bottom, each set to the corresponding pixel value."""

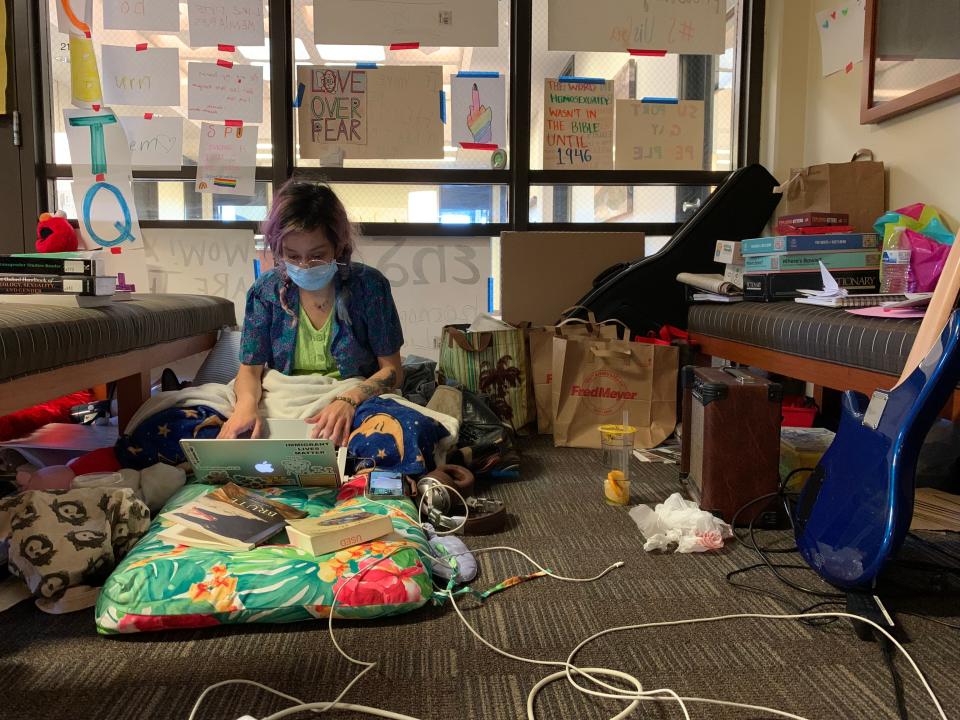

left=353, top=369, right=398, bottom=401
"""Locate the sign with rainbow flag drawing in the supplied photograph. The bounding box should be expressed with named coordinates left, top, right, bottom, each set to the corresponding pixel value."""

left=450, top=75, right=506, bottom=150
left=196, top=122, right=258, bottom=197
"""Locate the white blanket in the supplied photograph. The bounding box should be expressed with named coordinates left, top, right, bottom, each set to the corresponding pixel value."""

left=125, top=370, right=460, bottom=460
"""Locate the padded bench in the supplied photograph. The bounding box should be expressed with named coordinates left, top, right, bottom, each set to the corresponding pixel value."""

left=687, top=302, right=960, bottom=420
left=0, top=294, right=236, bottom=429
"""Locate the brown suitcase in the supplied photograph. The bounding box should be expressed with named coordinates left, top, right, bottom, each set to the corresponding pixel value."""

left=680, top=366, right=782, bottom=526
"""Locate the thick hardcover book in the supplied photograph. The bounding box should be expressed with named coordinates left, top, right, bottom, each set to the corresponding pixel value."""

left=743, top=250, right=881, bottom=272
left=0, top=274, right=116, bottom=296
left=0, top=255, right=104, bottom=277
left=741, top=233, right=879, bottom=256
left=286, top=510, right=395, bottom=557
left=743, top=268, right=880, bottom=301
left=776, top=212, right=849, bottom=228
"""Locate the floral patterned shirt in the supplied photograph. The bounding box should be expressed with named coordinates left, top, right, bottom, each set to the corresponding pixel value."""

left=239, top=264, right=403, bottom=378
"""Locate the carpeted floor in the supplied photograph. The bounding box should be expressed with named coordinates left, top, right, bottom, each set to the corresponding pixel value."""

left=2, top=436, right=959, bottom=720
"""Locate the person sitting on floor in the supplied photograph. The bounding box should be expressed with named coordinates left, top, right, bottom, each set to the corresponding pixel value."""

left=217, top=180, right=404, bottom=446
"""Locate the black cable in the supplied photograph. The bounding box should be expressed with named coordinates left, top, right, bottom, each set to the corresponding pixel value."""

left=896, top=611, right=960, bottom=631
left=878, top=631, right=909, bottom=720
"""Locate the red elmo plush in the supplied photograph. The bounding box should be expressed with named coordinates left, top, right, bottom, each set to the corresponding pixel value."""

left=36, top=210, right=79, bottom=253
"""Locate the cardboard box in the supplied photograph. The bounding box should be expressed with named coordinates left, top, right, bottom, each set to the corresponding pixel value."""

left=499, top=232, right=643, bottom=326
left=714, top=240, right=743, bottom=265
left=723, top=263, right=744, bottom=288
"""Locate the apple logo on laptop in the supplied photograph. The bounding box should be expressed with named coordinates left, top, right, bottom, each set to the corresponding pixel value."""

left=255, top=460, right=275, bottom=473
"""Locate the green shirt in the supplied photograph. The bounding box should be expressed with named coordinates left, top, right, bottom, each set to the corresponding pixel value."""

left=292, top=302, right=341, bottom=378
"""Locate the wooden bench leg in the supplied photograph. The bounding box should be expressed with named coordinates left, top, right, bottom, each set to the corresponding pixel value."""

left=116, top=371, right=151, bottom=433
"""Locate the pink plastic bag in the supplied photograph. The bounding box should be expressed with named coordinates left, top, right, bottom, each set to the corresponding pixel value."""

left=905, top=229, right=950, bottom=292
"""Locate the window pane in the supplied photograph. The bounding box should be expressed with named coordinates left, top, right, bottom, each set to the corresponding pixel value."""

left=529, top=185, right=716, bottom=223
left=292, top=0, right=511, bottom=169
left=44, top=1, right=273, bottom=167
left=330, top=184, right=508, bottom=224
left=530, top=0, right=739, bottom=171
left=55, top=179, right=272, bottom=222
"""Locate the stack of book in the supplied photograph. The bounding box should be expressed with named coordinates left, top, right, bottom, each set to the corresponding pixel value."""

left=0, top=250, right=118, bottom=308
left=738, top=212, right=882, bottom=301
left=159, top=482, right=308, bottom=551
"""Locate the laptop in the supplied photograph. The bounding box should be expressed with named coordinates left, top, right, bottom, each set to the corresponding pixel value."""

left=180, top=419, right=346, bottom=488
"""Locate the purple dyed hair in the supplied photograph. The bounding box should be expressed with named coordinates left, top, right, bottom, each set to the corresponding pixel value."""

left=262, top=180, right=355, bottom=317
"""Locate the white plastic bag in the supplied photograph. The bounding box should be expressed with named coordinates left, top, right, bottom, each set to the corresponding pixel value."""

left=629, top=493, right=733, bottom=553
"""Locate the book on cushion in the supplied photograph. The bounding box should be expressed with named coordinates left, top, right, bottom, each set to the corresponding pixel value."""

left=159, top=482, right=306, bottom=551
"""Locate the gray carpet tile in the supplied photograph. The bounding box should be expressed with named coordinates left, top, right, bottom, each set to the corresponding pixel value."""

left=1, top=436, right=959, bottom=720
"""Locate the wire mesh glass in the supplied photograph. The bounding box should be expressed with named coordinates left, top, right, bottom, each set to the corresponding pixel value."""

left=530, top=185, right=716, bottom=224
left=44, top=0, right=273, bottom=167
left=291, top=0, right=511, bottom=170
left=55, top=179, right=272, bottom=222
left=530, top=0, right=739, bottom=171
left=329, top=184, right=508, bottom=224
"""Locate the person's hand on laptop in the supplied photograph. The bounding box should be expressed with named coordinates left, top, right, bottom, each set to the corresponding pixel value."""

left=306, top=398, right=355, bottom=446
left=218, top=401, right=263, bottom=439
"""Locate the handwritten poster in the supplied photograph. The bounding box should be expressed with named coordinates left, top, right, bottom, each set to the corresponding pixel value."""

left=70, top=36, right=102, bottom=107
left=103, top=0, right=180, bottom=31
left=542, top=79, right=613, bottom=170
left=614, top=100, right=704, bottom=170
left=63, top=108, right=133, bottom=178
left=64, top=107, right=143, bottom=251
left=548, top=0, right=726, bottom=55
left=188, top=0, right=266, bottom=47
left=55, top=0, right=92, bottom=37
left=196, top=122, right=258, bottom=196
left=101, top=46, right=180, bottom=106
left=120, top=116, right=184, bottom=169
left=816, top=1, right=866, bottom=77
left=360, top=237, right=491, bottom=359
left=314, top=0, right=498, bottom=48
left=105, top=230, right=257, bottom=312
left=71, top=175, right=143, bottom=251
left=450, top=75, right=506, bottom=149
left=297, top=66, right=443, bottom=161
left=188, top=63, right=264, bottom=124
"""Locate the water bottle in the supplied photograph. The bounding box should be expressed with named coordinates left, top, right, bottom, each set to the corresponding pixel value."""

left=880, top=226, right=911, bottom=294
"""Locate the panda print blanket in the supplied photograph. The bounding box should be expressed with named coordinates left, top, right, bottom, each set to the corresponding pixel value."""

left=0, top=488, right=150, bottom=609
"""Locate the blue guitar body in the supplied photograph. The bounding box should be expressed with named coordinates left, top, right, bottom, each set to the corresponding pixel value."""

left=794, top=310, right=960, bottom=589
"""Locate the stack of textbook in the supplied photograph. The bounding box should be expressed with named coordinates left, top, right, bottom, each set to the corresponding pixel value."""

left=0, top=251, right=117, bottom=307
left=738, top=213, right=881, bottom=301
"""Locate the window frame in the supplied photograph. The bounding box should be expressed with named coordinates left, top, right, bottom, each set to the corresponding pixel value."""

left=22, top=0, right=766, bottom=239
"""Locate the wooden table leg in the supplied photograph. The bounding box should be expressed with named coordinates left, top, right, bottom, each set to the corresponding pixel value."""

left=116, top=371, right=151, bottom=433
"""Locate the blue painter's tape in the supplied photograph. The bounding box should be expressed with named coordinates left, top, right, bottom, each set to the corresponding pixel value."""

left=292, top=82, right=305, bottom=108
left=253, top=259, right=261, bottom=280
left=356, top=62, right=378, bottom=69
left=487, top=277, right=494, bottom=313
left=457, top=71, right=500, bottom=78
left=440, top=90, right=446, bottom=123
left=641, top=96, right=679, bottom=104
left=558, top=76, right=605, bottom=84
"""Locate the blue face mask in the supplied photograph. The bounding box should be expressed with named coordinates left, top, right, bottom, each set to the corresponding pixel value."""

left=286, top=262, right=338, bottom=292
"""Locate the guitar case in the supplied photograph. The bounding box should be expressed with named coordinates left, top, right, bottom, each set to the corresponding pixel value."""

left=571, top=164, right=781, bottom=335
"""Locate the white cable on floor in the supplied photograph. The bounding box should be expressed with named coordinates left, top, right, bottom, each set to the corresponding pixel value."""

left=188, top=544, right=948, bottom=720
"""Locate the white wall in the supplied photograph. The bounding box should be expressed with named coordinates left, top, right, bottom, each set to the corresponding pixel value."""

left=762, top=0, right=960, bottom=229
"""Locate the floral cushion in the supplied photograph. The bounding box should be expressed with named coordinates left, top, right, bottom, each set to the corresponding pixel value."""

left=95, top=479, right=433, bottom=634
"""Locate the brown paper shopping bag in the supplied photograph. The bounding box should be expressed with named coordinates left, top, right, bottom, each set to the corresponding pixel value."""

left=529, top=310, right=623, bottom=434
left=776, top=149, right=886, bottom=233
left=551, top=335, right=678, bottom=449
